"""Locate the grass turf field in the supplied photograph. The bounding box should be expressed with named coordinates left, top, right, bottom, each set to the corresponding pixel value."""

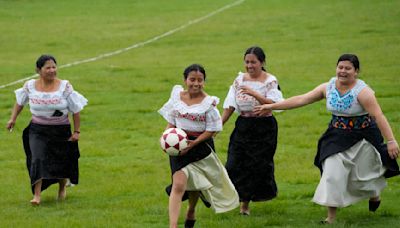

left=0, top=0, right=399, bottom=227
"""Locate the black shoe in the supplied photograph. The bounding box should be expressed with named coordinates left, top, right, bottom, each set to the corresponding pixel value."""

left=369, top=200, right=381, bottom=212
left=184, top=219, right=196, bottom=228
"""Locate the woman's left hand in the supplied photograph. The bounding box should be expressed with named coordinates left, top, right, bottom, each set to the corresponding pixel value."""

left=388, top=140, right=399, bottom=159
left=68, top=132, right=80, bottom=141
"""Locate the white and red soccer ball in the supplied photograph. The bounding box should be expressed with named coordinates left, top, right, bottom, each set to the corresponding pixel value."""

left=160, top=128, right=188, bottom=156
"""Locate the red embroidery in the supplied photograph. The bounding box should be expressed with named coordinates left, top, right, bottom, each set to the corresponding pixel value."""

left=30, top=98, right=62, bottom=105
left=177, top=112, right=206, bottom=122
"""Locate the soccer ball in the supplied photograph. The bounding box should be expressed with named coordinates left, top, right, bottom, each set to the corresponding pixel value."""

left=160, top=128, right=188, bottom=156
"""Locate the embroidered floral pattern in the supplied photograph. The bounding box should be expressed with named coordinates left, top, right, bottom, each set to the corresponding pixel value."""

left=328, top=90, right=354, bottom=112
left=176, top=112, right=206, bottom=122
left=30, top=97, right=62, bottom=105
left=330, top=115, right=371, bottom=130
left=326, top=77, right=368, bottom=116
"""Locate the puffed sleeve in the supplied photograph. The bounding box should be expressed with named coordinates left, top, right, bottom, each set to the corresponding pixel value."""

left=158, top=85, right=182, bottom=126
left=205, top=98, right=223, bottom=132
left=266, top=80, right=284, bottom=103
left=14, top=81, right=30, bottom=106
left=64, top=81, right=88, bottom=113
left=223, top=84, right=238, bottom=110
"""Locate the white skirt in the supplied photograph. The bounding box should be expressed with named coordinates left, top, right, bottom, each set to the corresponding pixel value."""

left=313, top=139, right=387, bottom=207
left=182, top=152, right=239, bottom=213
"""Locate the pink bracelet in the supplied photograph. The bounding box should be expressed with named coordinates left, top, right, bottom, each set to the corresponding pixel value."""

left=387, top=140, right=397, bottom=144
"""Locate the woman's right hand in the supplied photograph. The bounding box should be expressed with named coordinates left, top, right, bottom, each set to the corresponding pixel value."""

left=179, top=140, right=194, bottom=156
left=6, top=119, right=15, bottom=131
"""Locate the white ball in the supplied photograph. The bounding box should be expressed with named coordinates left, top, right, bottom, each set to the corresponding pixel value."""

left=160, top=128, right=188, bottom=156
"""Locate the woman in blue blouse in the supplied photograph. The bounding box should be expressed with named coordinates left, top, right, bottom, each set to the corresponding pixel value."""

left=254, top=54, right=399, bottom=224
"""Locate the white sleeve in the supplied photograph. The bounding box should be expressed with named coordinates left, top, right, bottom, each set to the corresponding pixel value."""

left=266, top=80, right=284, bottom=103
left=67, top=91, right=88, bottom=113
left=205, top=105, right=223, bottom=132
left=14, top=81, right=30, bottom=106
left=158, top=97, right=176, bottom=126
left=158, top=85, right=182, bottom=126
left=223, top=85, right=238, bottom=110
left=64, top=81, right=88, bottom=113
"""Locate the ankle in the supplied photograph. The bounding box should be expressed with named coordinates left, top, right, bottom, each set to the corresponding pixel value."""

left=186, top=209, right=195, bottom=220
left=370, top=196, right=380, bottom=201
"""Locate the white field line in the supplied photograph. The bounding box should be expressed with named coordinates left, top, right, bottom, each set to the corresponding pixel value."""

left=0, top=0, right=245, bottom=89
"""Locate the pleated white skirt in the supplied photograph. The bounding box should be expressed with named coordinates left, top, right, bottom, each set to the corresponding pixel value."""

left=182, top=152, right=239, bottom=213
left=313, top=139, right=387, bottom=207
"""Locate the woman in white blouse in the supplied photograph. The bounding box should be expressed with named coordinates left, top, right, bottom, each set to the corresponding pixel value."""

left=159, top=64, right=239, bottom=228
left=254, top=54, right=399, bottom=224
left=222, top=46, right=283, bottom=215
left=6, top=55, right=88, bottom=205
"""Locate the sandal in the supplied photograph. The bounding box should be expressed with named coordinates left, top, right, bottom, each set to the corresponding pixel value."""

left=319, top=218, right=333, bottom=224
left=239, top=211, right=250, bottom=216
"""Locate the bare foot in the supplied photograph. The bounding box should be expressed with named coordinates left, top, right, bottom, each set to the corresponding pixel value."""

left=320, top=217, right=334, bottom=224
left=240, top=202, right=250, bottom=215
left=30, top=197, right=40, bottom=206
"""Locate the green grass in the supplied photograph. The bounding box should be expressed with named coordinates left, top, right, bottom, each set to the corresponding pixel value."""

left=1, top=0, right=400, bottom=227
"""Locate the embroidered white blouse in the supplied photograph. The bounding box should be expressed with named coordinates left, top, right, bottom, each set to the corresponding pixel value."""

left=326, top=77, right=368, bottom=116
left=15, top=79, right=88, bottom=125
left=223, top=72, right=284, bottom=113
left=158, top=85, right=222, bottom=133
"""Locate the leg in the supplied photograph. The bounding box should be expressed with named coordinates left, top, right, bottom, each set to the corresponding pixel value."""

left=240, top=201, right=250, bottom=215
left=58, top=178, right=67, bottom=200
left=30, top=180, right=42, bottom=205
left=324, top=206, right=336, bottom=224
left=186, top=191, right=200, bottom=220
left=184, top=192, right=199, bottom=228
left=169, top=171, right=188, bottom=228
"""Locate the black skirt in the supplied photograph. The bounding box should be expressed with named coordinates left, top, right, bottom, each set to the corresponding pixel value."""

left=315, top=120, right=400, bottom=178
left=225, top=116, right=278, bottom=202
left=22, top=123, right=80, bottom=193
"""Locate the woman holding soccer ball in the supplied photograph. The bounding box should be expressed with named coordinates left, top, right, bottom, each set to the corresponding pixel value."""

left=6, top=54, right=87, bottom=205
left=254, top=54, right=400, bottom=224
left=159, top=64, right=239, bottom=228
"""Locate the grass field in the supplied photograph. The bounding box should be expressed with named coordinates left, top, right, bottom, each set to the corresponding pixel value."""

left=1, top=0, right=399, bottom=227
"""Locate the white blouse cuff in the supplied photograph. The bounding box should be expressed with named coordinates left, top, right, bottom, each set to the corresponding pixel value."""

left=158, top=108, right=175, bottom=125
left=268, top=89, right=284, bottom=103
left=223, top=86, right=238, bottom=110
left=67, top=91, right=88, bottom=113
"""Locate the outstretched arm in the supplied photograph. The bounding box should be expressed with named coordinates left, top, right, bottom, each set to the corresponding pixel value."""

left=6, top=103, right=24, bottom=131
left=358, top=87, right=399, bottom=159
left=254, top=83, right=327, bottom=115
